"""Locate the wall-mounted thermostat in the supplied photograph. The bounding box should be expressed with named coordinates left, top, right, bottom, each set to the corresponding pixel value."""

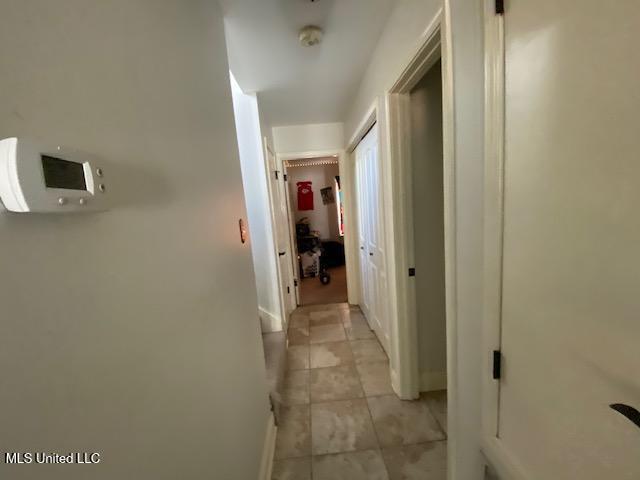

left=0, top=137, right=108, bottom=213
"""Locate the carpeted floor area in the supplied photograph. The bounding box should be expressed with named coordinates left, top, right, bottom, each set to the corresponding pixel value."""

left=299, top=265, right=348, bottom=306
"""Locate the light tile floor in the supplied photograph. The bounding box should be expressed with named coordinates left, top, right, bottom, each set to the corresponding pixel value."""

left=273, top=303, right=447, bottom=480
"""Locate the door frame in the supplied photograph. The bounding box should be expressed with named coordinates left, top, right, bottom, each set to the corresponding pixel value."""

left=385, top=12, right=446, bottom=401
left=276, top=149, right=358, bottom=306
left=262, top=138, right=296, bottom=328
left=347, top=9, right=454, bottom=400
left=481, top=2, right=530, bottom=479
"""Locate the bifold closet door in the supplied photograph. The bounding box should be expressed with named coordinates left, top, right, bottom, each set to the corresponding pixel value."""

left=354, top=123, right=389, bottom=351
left=356, top=140, right=371, bottom=319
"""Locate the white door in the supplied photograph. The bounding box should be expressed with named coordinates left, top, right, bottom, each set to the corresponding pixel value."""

left=356, top=146, right=372, bottom=319
left=283, top=168, right=301, bottom=305
left=496, top=2, right=640, bottom=478
left=355, top=124, right=390, bottom=351
left=265, top=142, right=296, bottom=320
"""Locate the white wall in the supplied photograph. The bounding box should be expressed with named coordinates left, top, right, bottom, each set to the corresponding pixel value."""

left=287, top=162, right=341, bottom=241
left=410, top=61, right=447, bottom=391
left=0, top=2, right=271, bottom=479
left=344, top=0, right=443, bottom=141
left=230, top=73, right=283, bottom=331
left=344, top=0, right=486, bottom=478
left=273, top=122, right=344, bottom=155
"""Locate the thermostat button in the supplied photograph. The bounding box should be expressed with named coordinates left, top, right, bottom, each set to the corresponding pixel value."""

left=98, top=184, right=106, bottom=193
left=58, top=197, right=67, bottom=205
left=79, top=198, right=87, bottom=206
left=96, top=168, right=103, bottom=177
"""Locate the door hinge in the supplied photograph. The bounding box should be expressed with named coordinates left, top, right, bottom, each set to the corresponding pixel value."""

left=274, top=170, right=279, bottom=180
left=287, top=286, right=290, bottom=294
left=408, top=268, right=416, bottom=277
left=268, top=396, right=278, bottom=426
left=492, top=350, right=502, bottom=379
left=283, top=173, right=288, bottom=181
left=294, top=279, right=298, bottom=287
left=495, top=0, right=504, bottom=15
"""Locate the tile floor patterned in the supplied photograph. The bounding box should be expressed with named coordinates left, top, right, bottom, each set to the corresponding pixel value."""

left=275, top=303, right=447, bottom=479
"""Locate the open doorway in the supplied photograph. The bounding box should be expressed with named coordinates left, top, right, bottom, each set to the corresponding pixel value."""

left=283, top=157, right=347, bottom=306
left=383, top=18, right=453, bottom=410
left=409, top=59, right=447, bottom=393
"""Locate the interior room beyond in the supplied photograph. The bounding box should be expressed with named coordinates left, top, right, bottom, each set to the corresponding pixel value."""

left=285, top=157, right=347, bottom=306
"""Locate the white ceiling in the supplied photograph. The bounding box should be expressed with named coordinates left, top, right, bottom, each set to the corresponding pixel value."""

left=220, top=0, right=396, bottom=127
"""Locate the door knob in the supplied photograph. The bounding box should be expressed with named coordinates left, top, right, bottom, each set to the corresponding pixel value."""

left=610, top=403, right=640, bottom=429
left=360, top=246, right=364, bottom=250
left=369, top=252, right=374, bottom=256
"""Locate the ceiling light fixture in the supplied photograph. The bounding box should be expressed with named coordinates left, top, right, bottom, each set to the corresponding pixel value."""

left=299, top=25, right=323, bottom=47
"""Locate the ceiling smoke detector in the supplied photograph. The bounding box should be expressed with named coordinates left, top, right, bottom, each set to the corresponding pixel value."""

left=299, top=25, right=323, bottom=47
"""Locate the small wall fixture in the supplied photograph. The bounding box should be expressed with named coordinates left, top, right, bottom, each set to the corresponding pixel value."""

left=299, top=25, right=323, bottom=47
left=239, top=218, right=248, bottom=244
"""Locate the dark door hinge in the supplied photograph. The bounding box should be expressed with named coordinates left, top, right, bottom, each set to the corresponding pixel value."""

left=495, top=0, right=504, bottom=15
left=492, top=350, right=502, bottom=379
left=287, top=286, right=290, bottom=294
left=268, top=397, right=278, bottom=426
left=408, top=268, right=416, bottom=277
left=294, top=279, right=298, bottom=287
left=274, top=170, right=279, bottom=180
left=283, top=173, right=288, bottom=181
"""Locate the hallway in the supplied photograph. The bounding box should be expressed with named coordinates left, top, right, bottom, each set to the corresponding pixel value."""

left=273, top=303, right=447, bottom=480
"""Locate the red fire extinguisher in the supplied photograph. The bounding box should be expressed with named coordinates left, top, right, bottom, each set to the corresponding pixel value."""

left=297, top=181, right=314, bottom=211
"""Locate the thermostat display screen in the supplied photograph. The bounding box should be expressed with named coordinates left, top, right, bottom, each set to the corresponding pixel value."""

left=41, top=155, right=87, bottom=191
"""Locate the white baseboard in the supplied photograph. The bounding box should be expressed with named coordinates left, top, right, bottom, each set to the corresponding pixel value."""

left=259, top=308, right=282, bottom=333
left=482, top=437, right=530, bottom=480
left=258, top=413, right=277, bottom=480
left=390, top=366, right=421, bottom=400
left=420, top=371, right=447, bottom=392
left=390, top=367, right=402, bottom=397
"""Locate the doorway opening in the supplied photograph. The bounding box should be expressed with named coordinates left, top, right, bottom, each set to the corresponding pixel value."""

left=283, top=156, right=348, bottom=306
left=408, top=58, right=447, bottom=393
left=381, top=19, right=453, bottom=473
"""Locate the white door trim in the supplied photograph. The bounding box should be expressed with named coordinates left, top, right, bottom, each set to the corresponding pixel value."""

left=481, top=3, right=532, bottom=479
left=385, top=11, right=444, bottom=402
left=263, top=138, right=292, bottom=329
left=258, top=413, right=277, bottom=480
left=346, top=103, right=377, bottom=154
left=481, top=0, right=504, bottom=445
left=276, top=149, right=357, bottom=306
left=482, top=437, right=531, bottom=480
